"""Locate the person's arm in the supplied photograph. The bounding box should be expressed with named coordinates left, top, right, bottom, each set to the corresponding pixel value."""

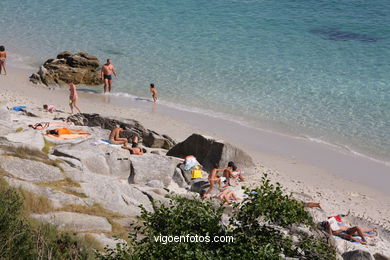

left=113, top=66, right=117, bottom=79
left=4, top=52, right=6, bottom=59
left=101, top=67, right=104, bottom=80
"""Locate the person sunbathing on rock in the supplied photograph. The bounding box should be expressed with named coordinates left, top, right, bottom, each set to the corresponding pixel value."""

left=29, top=121, right=74, bottom=130
left=109, top=124, right=129, bottom=148
left=122, top=136, right=144, bottom=155
left=324, top=216, right=376, bottom=245
left=201, top=188, right=242, bottom=205
left=46, top=128, right=90, bottom=136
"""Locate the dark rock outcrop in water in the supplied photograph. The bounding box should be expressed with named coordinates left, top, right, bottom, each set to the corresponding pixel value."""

left=29, top=51, right=103, bottom=86
left=66, top=113, right=176, bottom=149
left=310, top=28, right=379, bottom=42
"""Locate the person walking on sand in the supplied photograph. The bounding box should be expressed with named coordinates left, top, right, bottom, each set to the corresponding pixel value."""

left=0, top=46, right=7, bottom=75
left=68, top=80, right=82, bottom=114
left=101, top=59, right=117, bottom=93
left=150, top=83, right=158, bottom=102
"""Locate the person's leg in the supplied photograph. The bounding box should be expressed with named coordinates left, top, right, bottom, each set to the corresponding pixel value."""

left=104, top=79, right=108, bottom=93
left=239, top=174, right=245, bottom=182
left=108, top=79, right=112, bottom=92
left=205, top=180, right=215, bottom=196
left=338, top=233, right=367, bottom=245
left=69, top=101, right=74, bottom=114
left=345, top=226, right=366, bottom=242
left=0, top=62, right=2, bottom=74
left=2, top=62, right=6, bottom=75
left=72, top=98, right=82, bottom=113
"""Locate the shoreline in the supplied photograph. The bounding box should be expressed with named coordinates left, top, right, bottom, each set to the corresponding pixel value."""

left=1, top=64, right=390, bottom=222
left=7, top=52, right=390, bottom=166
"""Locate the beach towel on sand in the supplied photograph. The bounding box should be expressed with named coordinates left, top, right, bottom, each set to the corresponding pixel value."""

left=45, top=134, right=90, bottom=140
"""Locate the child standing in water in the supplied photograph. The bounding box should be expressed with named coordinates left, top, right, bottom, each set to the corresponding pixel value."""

left=150, top=83, right=158, bottom=103
left=68, top=80, right=82, bottom=114
left=0, top=46, right=7, bottom=75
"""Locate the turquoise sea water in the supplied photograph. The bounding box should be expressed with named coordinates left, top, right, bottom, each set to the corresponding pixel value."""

left=1, top=0, right=389, bottom=162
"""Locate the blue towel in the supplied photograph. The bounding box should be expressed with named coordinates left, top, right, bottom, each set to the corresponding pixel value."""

left=11, top=106, right=26, bottom=111
left=101, top=139, right=111, bottom=144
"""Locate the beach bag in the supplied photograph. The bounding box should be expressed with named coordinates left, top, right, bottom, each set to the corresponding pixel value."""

left=191, top=165, right=202, bottom=179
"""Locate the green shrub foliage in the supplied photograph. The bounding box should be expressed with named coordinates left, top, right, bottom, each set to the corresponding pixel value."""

left=98, top=175, right=336, bottom=260
left=0, top=178, right=96, bottom=260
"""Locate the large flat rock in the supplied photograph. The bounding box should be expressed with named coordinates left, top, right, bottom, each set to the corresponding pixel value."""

left=0, top=156, right=64, bottom=182
left=4, top=129, right=45, bottom=151
left=129, top=153, right=182, bottom=187
left=53, top=140, right=131, bottom=178
left=79, top=175, right=153, bottom=217
left=31, top=212, right=112, bottom=232
left=5, top=177, right=92, bottom=208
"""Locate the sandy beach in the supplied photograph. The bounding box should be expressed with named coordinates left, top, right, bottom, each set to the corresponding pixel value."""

left=1, top=62, right=390, bottom=255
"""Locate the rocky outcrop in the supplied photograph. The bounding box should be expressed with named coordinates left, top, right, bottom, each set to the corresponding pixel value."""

left=342, top=250, right=374, bottom=260
left=167, top=134, right=255, bottom=172
left=67, top=113, right=176, bottom=149
left=31, top=212, right=112, bottom=232
left=0, top=156, right=64, bottom=183
left=129, top=154, right=182, bottom=187
left=29, top=51, right=103, bottom=86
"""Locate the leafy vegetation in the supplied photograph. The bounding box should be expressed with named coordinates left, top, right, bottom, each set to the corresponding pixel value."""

left=97, top=174, right=336, bottom=260
left=0, top=177, right=98, bottom=260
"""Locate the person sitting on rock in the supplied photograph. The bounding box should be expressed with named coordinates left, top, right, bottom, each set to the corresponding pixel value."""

left=109, top=124, right=129, bottom=148
left=229, top=165, right=245, bottom=185
left=223, top=161, right=236, bottom=186
left=324, top=216, right=376, bottom=245
left=203, top=164, right=225, bottom=197
left=122, top=136, right=144, bottom=155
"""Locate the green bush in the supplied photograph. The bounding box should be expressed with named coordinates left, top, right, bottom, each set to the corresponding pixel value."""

left=97, top=174, right=336, bottom=260
left=0, top=177, right=97, bottom=260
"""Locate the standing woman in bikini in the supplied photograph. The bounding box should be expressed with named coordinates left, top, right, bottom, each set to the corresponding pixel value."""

left=0, top=46, right=7, bottom=75
left=68, top=80, right=82, bottom=114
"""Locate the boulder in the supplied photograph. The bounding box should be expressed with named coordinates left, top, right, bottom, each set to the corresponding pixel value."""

left=167, top=134, right=255, bottom=172
left=374, top=253, right=390, bottom=260
left=5, top=177, right=93, bottom=208
left=66, top=113, right=176, bottom=149
left=4, top=129, right=45, bottom=151
left=31, top=212, right=112, bottom=232
left=342, top=250, right=374, bottom=260
left=0, top=156, right=64, bottom=183
left=53, top=140, right=131, bottom=178
left=29, top=51, right=103, bottom=86
left=79, top=178, right=152, bottom=217
left=128, top=153, right=182, bottom=187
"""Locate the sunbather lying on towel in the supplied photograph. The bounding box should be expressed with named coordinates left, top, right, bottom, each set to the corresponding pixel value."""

left=324, top=216, right=376, bottom=245
left=29, top=121, right=73, bottom=130
left=46, top=128, right=90, bottom=136
left=201, top=188, right=242, bottom=205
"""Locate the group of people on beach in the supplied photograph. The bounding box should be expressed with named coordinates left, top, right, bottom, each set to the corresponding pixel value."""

left=1, top=48, right=158, bottom=114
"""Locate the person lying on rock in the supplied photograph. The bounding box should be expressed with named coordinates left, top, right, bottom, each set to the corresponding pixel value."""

left=109, top=124, right=129, bottom=148
left=46, top=128, right=90, bottom=136
left=324, top=216, right=376, bottom=245
left=201, top=188, right=242, bottom=205
left=122, top=136, right=144, bottom=155
left=29, top=121, right=74, bottom=130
